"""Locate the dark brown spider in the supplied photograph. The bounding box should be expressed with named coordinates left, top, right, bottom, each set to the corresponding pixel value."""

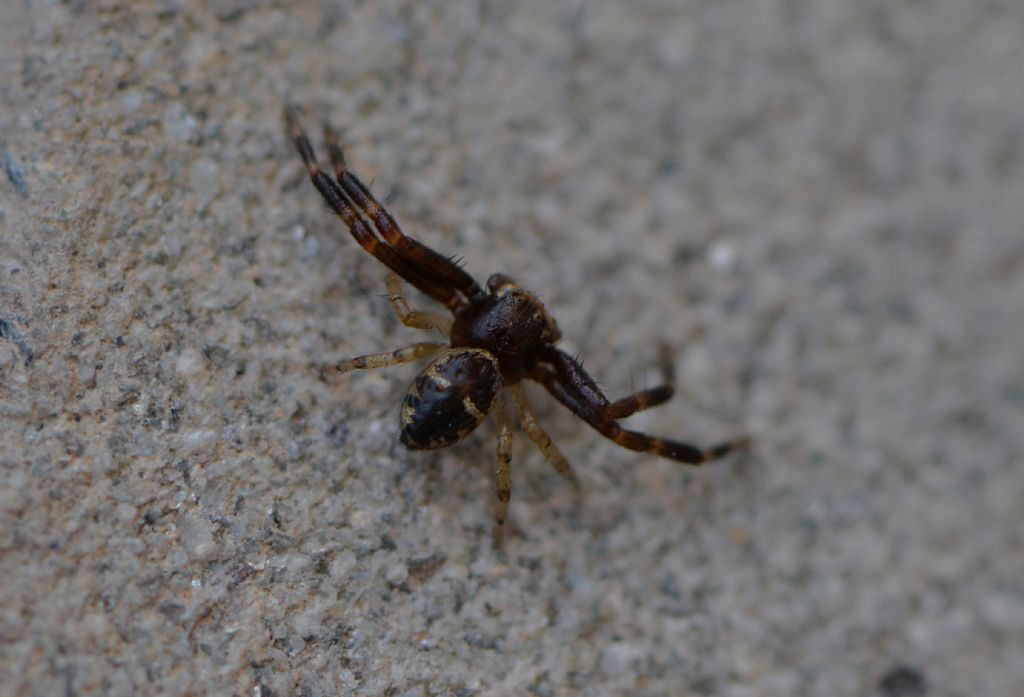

left=285, top=108, right=747, bottom=543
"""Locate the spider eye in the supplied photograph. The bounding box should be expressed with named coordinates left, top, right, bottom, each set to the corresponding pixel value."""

left=399, top=349, right=501, bottom=450
left=486, top=273, right=517, bottom=294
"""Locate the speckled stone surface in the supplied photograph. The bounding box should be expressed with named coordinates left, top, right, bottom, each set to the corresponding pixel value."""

left=2, top=2, right=1022, bottom=696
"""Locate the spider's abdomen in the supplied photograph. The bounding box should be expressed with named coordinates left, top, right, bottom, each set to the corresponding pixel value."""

left=400, top=349, right=502, bottom=450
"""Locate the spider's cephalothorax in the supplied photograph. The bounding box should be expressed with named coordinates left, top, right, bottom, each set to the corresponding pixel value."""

left=286, top=108, right=748, bottom=544
left=450, top=274, right=562, bottom=381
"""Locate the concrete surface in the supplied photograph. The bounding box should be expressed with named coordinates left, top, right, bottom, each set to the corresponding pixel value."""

left=2, top=1, right=1022, bottom=695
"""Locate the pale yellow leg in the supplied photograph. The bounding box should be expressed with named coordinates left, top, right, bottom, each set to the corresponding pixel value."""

left=492, top=395, right=513, bottom=547
left=331, top=341, right=446, bottom=376
left=386, top=273, right=453, bottom=335
left=508, top=384, right=579, bottom=488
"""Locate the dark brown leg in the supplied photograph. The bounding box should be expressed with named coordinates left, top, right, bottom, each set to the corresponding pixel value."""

left=321, top=122, right=483, bottom=302
left=534, top=348, right=747, bottom=465
left=605, top=385, right=675, bottom=419
left=605, top=344, right=677, bottom=418
left=285, top=108, right=464, bottom=310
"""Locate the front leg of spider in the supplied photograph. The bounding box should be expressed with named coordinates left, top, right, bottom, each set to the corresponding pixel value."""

left=287, top=108, right=747, bottom=546
left=534, top=346, right=750, bottom=463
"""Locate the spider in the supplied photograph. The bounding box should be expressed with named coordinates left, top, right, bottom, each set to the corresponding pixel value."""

left=285, top=108, right=747, bottom=543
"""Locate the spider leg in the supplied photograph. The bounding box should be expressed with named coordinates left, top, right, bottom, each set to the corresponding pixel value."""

left=606, top=384, right=675, bottom=419
left=508, top=384, right=579, bottom=488
left=534, top=348, right=747, bottom=464
left=285, top=108, right=463, bottom=311
left=492, top=394, right=513, bottom=547
left=385, top=272, right=453, bottom=335
left=605, top=345, right=676, bottom=418
left=328, top=341, right=447, bottom=376
left=321, top=121, right=483, bottom=302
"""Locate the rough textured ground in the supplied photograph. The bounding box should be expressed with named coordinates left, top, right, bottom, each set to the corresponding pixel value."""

left=2, top=1, right=1022, bottom=696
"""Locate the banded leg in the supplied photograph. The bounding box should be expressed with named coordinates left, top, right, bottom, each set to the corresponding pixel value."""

left=535, top=349, right=748, bottom=465
left=508, top=384, right=579, bottom=488
left=607, top=345, right=676, bottom=418
left=322, top=122, right=482, bottom=301
left=605, top=385, right=674, bottom=419
left=492, top=395, right=513, bottom=547
left=385, top=273, right=453, bottom=335
left=330, top=341, right=446, bottom=376
left=285, top=108, right=463, bottom=310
